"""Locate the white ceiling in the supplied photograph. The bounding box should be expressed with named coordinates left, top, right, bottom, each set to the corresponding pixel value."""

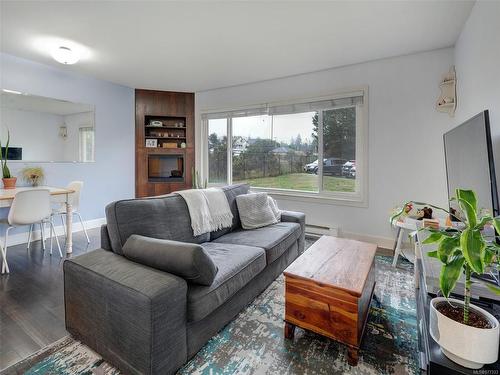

left=0, top=1, right=474, bottom=92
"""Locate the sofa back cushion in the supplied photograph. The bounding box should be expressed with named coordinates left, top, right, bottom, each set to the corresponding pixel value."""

left=210, top=184, right=250, bottom=240
left=106, top=194, right=210, bottom=255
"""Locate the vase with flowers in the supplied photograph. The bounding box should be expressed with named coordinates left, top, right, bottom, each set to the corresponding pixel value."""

left=21, top=166, right=45, bottom=187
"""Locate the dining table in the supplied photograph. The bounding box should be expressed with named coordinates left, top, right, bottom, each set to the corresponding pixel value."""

left=0, top=186, right=76, bottom=254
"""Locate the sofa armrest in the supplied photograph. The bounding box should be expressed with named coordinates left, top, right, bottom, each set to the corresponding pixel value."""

left=100, top=224, right=112, bottom=250
left=281, top=210, right=306, bottom=254
left=281, top=210, right=305, bottom=230
left=64, top=249, right=187, bottom=375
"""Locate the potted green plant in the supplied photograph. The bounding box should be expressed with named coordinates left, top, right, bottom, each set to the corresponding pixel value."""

left=21, top=166, right=45, bottom=187
left=0, top=130, right=16, bottom=189
left=392, top=189, right=500, bottom=369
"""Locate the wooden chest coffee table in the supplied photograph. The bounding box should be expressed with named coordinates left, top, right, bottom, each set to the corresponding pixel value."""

left=283, top=235, right=377, bottom=366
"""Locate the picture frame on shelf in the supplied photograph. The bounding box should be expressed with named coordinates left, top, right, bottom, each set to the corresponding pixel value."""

left=145, top=139, right=158, bottom=148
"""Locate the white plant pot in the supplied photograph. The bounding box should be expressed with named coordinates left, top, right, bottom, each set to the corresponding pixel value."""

left=429, top=297, right=499, bottom=369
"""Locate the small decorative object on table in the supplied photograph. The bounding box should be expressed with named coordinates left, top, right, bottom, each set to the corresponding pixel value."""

left=21, top=166, right=45, bottom=186
left=392, top=189, right=500, bottom=369
left=390, top=203, right=433, bottom=221
left=0, top=130, right=16, bottom=189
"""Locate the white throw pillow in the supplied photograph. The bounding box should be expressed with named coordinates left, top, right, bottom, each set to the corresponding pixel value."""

left=236, top=192, right=278, bottom=229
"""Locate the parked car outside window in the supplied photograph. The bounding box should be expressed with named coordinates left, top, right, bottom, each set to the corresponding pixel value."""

left=314, top=158, right=347, bottom=176
left=342, top=160, right=356, bottom=177
left=303, top=159, right=326, bottom=173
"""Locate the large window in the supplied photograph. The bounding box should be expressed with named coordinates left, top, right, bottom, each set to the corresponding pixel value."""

left=202, top=91, right=366, bottom=202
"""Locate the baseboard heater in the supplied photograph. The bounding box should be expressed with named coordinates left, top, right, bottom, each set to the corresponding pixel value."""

left=305, top=223, right=339, bottom=238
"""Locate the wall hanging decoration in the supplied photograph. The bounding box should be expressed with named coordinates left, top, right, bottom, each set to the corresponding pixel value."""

left=436, top=66, right=456, bottom=116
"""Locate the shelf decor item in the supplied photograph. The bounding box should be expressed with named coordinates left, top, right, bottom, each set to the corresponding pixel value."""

left=21, top=166, right=45, bottom=187
left=145, top=139, right=158, bottom=148
left=0, top=130, right=16, bottom=189
left=391, top=189, right=500, bottom=369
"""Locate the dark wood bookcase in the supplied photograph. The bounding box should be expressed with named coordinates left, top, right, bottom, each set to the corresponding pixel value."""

left=135, top=89, right=195, bottom=198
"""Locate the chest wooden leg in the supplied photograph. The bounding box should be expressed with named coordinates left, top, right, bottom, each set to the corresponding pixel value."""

left=347, top=347, right=359, bottom=366
left=284, top=321, right=296, bottom=339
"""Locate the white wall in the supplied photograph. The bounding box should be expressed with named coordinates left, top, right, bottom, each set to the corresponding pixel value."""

left=0, top=53, right=135, bottom=236
left=2, top=108, right=65, bottom=161
left=454, top=0, right=500, bottom=197
left=196, top=48, right=455, bottom=245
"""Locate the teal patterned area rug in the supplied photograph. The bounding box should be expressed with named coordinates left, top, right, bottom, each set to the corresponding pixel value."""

left=5, top=256, right=417, bottom=375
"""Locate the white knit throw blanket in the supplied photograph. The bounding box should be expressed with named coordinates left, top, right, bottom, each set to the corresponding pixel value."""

left=176, top=188, right=233, bottom=236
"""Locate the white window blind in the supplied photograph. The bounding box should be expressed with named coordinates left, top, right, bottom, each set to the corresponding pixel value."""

left=201, top=93, right=363, bottom=120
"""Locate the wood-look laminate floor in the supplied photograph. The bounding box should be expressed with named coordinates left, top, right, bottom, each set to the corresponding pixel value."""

left=0, top=228, right=101, bottom=371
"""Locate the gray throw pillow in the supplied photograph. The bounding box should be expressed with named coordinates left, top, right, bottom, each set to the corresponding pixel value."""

left=122, top=234, right=218, bottom=285
left=236, top=192, right=278, bottom=229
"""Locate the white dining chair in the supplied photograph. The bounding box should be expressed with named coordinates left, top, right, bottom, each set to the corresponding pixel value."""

left=50, top=181, right=90, bottom=244
left=1, top=189, right=62, bottom=274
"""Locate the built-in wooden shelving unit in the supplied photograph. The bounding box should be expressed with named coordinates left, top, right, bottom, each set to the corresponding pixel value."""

left=135, top=89, right=195, bottom=198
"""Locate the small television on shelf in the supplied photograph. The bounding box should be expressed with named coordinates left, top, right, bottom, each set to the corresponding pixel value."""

left=444, top=110, right=499, bottom=218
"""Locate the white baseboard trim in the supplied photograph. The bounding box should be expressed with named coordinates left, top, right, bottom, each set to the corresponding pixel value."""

left=5, top=217, right=106, bottom=247
left=341, top=230, right=395, bottom=251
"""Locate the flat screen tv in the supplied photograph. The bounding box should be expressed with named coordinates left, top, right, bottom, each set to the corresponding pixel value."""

left=444, top=110, right=499, bottom=218
left=1, top=147, right=22, bottom=160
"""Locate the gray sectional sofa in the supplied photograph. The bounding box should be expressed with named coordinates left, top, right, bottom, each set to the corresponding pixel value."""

left=64, top=184, right=305, bottom=374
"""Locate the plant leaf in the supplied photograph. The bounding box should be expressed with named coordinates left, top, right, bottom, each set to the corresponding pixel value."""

left=456, top=189, right=478, bottom=212
left=475, top=215, right=493, bottom=230
left=440, top=256, right=465, bottom=298
left=422, top=232, right=445, bottom=244
left=460, top=228, right=485, bottom=274
left=456, top=189, right=478, bottom=227
left=484, top=246, right=496, bottom=264
left=427, top=250, right=439, bottom=259
left=438, top=236, right=460, bottom=263
left=485, top=283, right=500, bottom=295
left=493, top=217, right=500, bottom=235
left=389, top=202, right=410, bottom=224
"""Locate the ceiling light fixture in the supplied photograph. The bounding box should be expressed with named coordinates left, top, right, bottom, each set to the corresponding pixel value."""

left=52, top=46, right=80, bottom=65
left=2, top=88, right=23, bottom=95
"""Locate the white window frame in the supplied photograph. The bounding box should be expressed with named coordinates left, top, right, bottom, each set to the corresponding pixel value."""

left=79, top=126, right=95, bottom=162
left=201, top=88, right=369, bottom=207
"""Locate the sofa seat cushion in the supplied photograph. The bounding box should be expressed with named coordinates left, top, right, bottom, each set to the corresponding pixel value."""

left=213, top=222, right=301, bottom=265
left=187, top=242, right=266, bottom=322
